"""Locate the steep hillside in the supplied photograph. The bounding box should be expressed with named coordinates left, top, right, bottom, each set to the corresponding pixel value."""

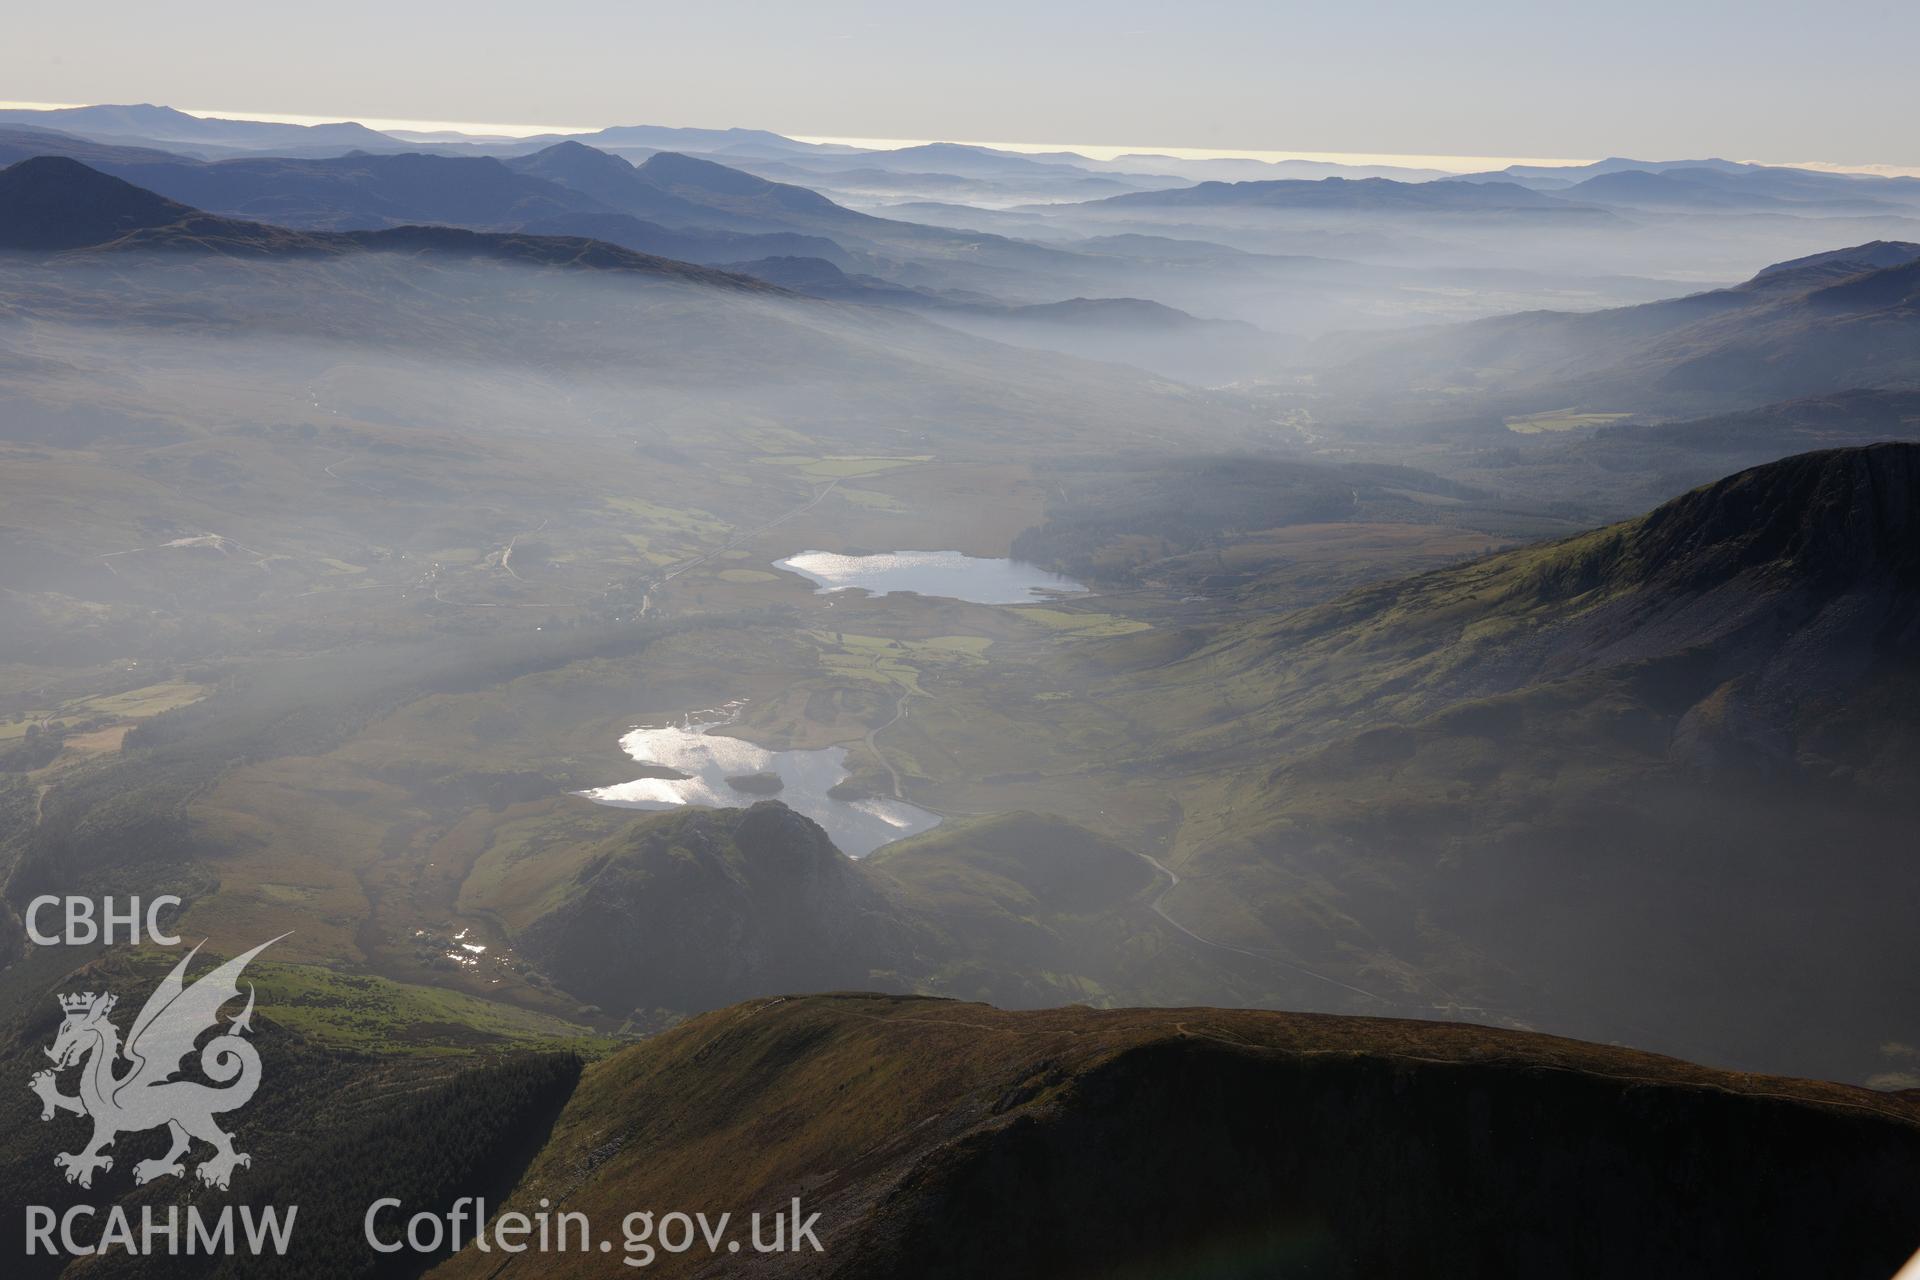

left=1172, top=444, right=1920, bottom=740
left=1125, top=446, right=1920, bottom=1080
left=432, top=994, right=1920, bottom=1280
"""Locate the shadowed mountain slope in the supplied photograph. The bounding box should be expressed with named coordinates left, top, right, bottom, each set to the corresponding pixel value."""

left=0, top=153, right=200, bottom=249
left=432, top=994, right=1920, bottom=1280
left=516, top=802, right=921, bottom=1014
left=502, top=803, right=1242, bottom=1018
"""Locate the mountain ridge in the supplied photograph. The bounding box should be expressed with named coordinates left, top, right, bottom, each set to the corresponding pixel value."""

left=1313, top=239, right=1920, bottom=414
left=0, top=102, right=396, bottom=151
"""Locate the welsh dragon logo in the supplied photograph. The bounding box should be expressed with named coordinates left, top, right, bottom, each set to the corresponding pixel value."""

left=28, top=935, right=285, bottom=1190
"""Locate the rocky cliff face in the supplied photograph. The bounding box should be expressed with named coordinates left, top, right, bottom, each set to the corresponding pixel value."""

left=1567, top=442, right=1920, bottom=595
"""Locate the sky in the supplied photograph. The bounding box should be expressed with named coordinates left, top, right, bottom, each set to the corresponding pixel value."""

left=5, top=0, right=1917, bottom=169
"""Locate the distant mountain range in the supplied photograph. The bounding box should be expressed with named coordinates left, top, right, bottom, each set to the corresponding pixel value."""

left=0, top=155, right=776, bottom=289
left=531, top=121, right=822, bottom=157
left=0, top=103, right=401, bottom=158
left=1462, top=153, right=1920, bottom=193
left=1087, top=175, right=1587, bottom=214
left=11, top=142, right=1920, bottom=403
left=0, top=128, right=1084, bottom=276
left=0, top=130, right=911, bottom=268
left=1563, top=166, right=1920, bottom=214
left=12, top=101, right=1920, bottom=355
left=0, top=144, right=1292, bottom=381
left=0, top=134, right=764, bottom=233
left=1103, top=152, right=1454, bottom=183
left=0, top=154, right=1244, bottom=458
left=13, top=101, right=1920, bottom=214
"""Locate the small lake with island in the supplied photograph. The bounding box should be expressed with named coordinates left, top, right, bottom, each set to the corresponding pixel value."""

left=774, top=550, right=1087, bottom=604
left=580, top=705, right=940, bottom=857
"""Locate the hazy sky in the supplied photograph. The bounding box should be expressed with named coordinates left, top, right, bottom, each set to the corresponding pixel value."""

left=7, top=0, right=1917, bottom=167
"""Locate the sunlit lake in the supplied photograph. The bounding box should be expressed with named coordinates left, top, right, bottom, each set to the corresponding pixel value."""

left=580, top=707, right=940, bottom=857
left=774, top=549, right=1087, bottom=604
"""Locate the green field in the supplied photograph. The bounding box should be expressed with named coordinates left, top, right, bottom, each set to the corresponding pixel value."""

left=1504, top=409, right=1633, bottom=433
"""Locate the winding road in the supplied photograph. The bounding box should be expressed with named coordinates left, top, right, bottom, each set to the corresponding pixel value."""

left=865, top=686, right=915, bottom=801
